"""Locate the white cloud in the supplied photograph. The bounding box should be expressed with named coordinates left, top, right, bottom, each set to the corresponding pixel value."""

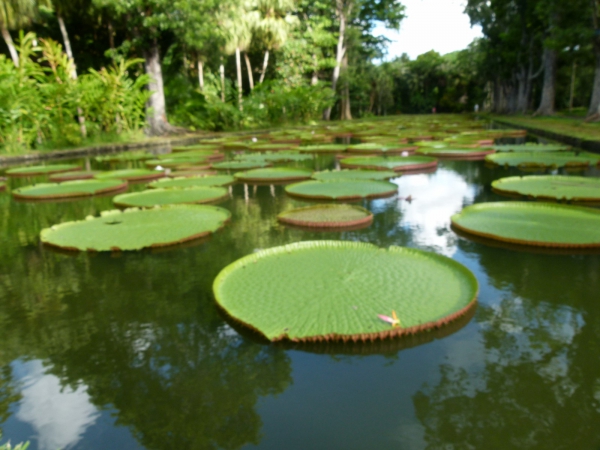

left=375, top=0, right=482, bottom=60
left=15, top=360, right=99, bottom=450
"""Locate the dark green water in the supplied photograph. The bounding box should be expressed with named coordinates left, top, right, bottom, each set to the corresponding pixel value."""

left=1, top=148, right=600, bottom=450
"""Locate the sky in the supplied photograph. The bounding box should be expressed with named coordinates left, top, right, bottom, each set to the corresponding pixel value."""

left=374, top=0, right=483, bottom=61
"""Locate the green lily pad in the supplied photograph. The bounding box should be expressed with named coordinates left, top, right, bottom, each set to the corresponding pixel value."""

left=347, top=143, right=416, bottom=154
left=223, top=142, right=251, bottom=150
left=211, top=161, right=271, bottom=170
left=145, top=156, right=210, bottom=168
left=172, top=144, right=222, bottom=152
left=113, top=186, right=228, bottom=208
left=12, top=179, right=127, bottom=200
left=234, top=167, right=312, bottom=182
left=213, top=241, right=478, bottom=342
left=49, top=171, right=100, bottom=182
left=95, top=152, right=152, bottom=162
left=6, top=164, right=81, bottom=177
left=248, top=143, right=297, bottom=151
left=298, top=144, right=348, bottom=153
left=168, top=169, right=218, bottom=178
left=41, top=205, right=230, bottom=252
left=95, top=169, right=165, bottom=182
left=451, top=201, right=600, bottom=248
left=416, top=147, right=495, bottom=159
left=340, top=155, right=438, bottom=172
left=491, top=175, right=600, bottom=202
left=285, top=180, right=397, bottom=201
left=237, top=152, right=312, bottom=163
left=312, top=169, right=397, bottom=181
left=277, top=204, right=373, bottom=228
left=148, top=175, right=235, bottom=189
left=155, top=150, right=219, bottom=159
left=485, top=152, right=600, bottom=168
left=0, top=182, right=5, bottom=192
left=492, top=143, right=570, bottom=152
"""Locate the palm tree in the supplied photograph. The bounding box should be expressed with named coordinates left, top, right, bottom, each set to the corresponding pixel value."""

left=253, top=0, right=295, bottom=84
left=0, top=0, right=36, bottom=66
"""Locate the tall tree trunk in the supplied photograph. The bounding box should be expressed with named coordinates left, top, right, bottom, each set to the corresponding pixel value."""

left=340, top=55, right=352, bottom=120
left=219, top=60, right=226, bottom=102
left=588, top=46, right=600, bottom=118
left=535, top=47, right=557, bottom=116
left=197, top=59, right=204, bottom=91
left=323, top=1, right=347, bottom=120
left=144, top=40, right=171, bottom=136
left=235, top=47, right=243, bottom=111
left=259, top=50, right=269, bottom=84
left=1, top=25, right=18, bottom=66
left=58, top=14, right=87, bottom=138
left=108, top=20, right=115, bottom=50
left=244, top=52, right=254, bottom=90
left=569, top=60, right=577, bottom=111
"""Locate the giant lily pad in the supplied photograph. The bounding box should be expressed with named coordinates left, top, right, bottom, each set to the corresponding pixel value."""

left=451, top=201, right=600, bottom=248
left=237, top=152, right=312, bottom=163
left=113, top=186, right=228, bottom=207
left=211, top=161, right=271, bottom=170
left=492, top=143, right=570, bottom=152
left=416, top=147, right=495, bottom=159
left=0, top=182, right=5, bottom=192
left=234, top=167, right=312, bottom=183
left=149, top=175, right=235, bottom=189
left=248, top=143, right=297, bottom=151
left=145, top=156, right=210, bottom=168
left=285, top=180, right=397, bottom=200
left=299, top=144, right=348, bottom=153
left=12, top=179, right=127, bottom=200
left=41, top=205, right=230, bottom=252
left=213, top=241, right=478, bottom=342
left=172, top=144, right=222, bottom=152
left=312, top=169, right=397, bottom=181
left=277, top=204, right=373, bottom=229
left=49, top=171, right=100, bottom=182
left=340, top=155, right=438, bottom=172
left=347, top=143, right=416, bottom=155
left=491, top=175, right=600, bottom=202
left=485, top=152, right=600, bottom=168
left=6, top=164, right=81, bottom=177
left=95, top=169, right=165, bottom=182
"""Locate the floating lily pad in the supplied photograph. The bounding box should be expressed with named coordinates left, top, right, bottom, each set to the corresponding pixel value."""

left=347, top=143, right=416, bottom=154
left=492, top=143, right=570, bottom=152
left=312, top=169, right=397, bottom=181
left=5, top=164, right=81, bottom=177
left=249, top=143, right=297, bottom=151
left=237, top=152, right=312, bottom=163
left=285, top=180, right=397, bottom=201
left=298, top=144, right=349, bottom=153
left=95, top=169, right=165, bottom=182
left=491, top=175, right=600, bottom=202
left=485, top=152, right=600, bottom=168
left=95, top=152, right=152, bottom=162
left=12, top=179, right=127, bottom=200
left=451, top=202, right=600, bottom=248
left=149, top=175, right=234, bottom=189
left=168, top=169, right=218, bottom=178
left=172, top=144, right=222, bottom=152
left=278, top=204, right=373, bottom=229
left=213, top=241, right=478, bottom=342
left=49, top=171, right=100, bottom=182
left=234, top=167, right=312, bottom=183
left=113, top=186, right=228, bottom=207
left=340, top=155, right=438, bottom=172
left=41, top=205, right=230, bottom=252
left=416, top=147, right=495, bottom=159
left=145, top=156, right=210, bottom=168
left=211, top=161, right=271, bottom=170
left=0, top=182, right=5, bottom=192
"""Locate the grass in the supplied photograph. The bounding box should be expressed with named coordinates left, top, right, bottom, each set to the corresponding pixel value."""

left=494, top=114, right=600, bottom=142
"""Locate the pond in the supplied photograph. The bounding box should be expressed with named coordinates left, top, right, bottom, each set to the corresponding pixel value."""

left=0, top=133, right=599, bottom=449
